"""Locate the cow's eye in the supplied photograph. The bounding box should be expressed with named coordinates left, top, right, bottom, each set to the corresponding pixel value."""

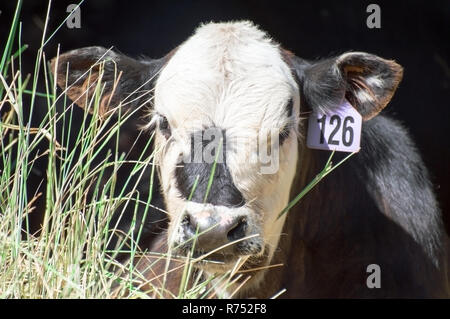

left=158, top=115, right=171, bottom=138
left=279, top=125, right=290, bottom=145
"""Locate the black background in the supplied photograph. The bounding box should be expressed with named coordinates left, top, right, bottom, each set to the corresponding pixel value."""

left=0, top=0, right=449, bottom=232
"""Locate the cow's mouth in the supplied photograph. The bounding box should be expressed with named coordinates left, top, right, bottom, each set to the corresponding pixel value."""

left=173, top=241, right=268, bottom=273
left=192, top=251, right=239, bottom=265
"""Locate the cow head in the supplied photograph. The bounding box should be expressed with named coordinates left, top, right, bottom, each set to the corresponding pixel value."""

left=52, top=21, right=402, bottom=288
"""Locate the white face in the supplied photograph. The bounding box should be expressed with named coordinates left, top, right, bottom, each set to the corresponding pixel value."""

left=152, top=21, right=300, bottom=275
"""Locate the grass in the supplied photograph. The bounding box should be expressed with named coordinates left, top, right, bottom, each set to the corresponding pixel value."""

left=0, top=0, right=355, bottom=299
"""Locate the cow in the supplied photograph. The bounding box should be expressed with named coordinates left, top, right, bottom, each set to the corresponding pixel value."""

left=51, top=21, right=449, bottom=298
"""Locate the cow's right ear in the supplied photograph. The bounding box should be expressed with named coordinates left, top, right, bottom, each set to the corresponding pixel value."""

left=290, top=52, right=403, bottom=121
left=51, top=46, right=165, bottom=117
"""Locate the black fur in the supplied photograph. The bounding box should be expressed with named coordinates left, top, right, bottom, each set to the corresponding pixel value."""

left=294, top=53, right=444, bottom=265
left=266, top=52, right=449, bottom=297
left=175, top=127, right=245, bottom=207
left=355, top=115, right=444, bottom=264
left=283, top=114, right=447, bottom=297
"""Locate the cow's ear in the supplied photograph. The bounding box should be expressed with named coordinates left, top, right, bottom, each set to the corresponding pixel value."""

left=51, top=46, right=165, bottom=117
left=293, top=52, right=403, bottom=121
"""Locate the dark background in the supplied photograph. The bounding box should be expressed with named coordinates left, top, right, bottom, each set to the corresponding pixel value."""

left=0, top=0, right=449, bottom=232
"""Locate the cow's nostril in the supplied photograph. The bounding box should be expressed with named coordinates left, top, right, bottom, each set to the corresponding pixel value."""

left=227, top=217, right=248, bottom=242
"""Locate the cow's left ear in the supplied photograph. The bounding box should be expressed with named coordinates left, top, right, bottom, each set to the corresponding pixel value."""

left=292, top=52, right=403, bottom=121
left=51, top=46, right=166, bottom=117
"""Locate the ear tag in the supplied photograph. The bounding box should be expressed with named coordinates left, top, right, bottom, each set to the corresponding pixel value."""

left=306, top=100, right=362, bottom=153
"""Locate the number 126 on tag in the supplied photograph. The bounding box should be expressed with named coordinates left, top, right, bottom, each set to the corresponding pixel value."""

left=306, top=101, right=362, bottom=153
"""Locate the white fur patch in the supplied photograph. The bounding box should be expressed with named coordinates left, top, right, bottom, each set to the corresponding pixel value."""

left=366, top=75, right=384, bottom=88
left=356, top=89, right=375, bottom=104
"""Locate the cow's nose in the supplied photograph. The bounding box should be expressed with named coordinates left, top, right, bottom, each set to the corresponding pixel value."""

left=181, top=213, right=248, bottom=249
